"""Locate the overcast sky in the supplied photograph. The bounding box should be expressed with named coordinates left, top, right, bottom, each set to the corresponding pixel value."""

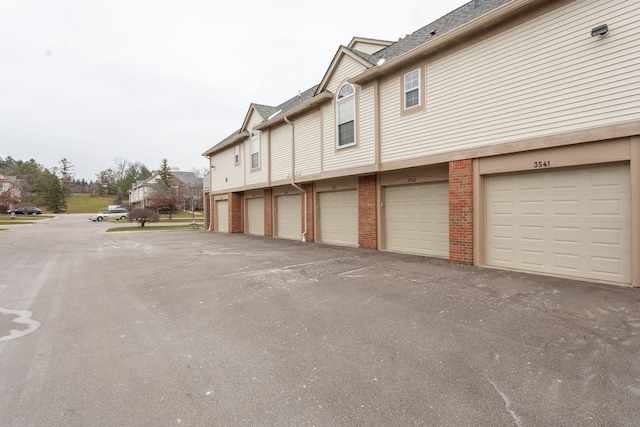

left=1, top=0, right=469, bottom=181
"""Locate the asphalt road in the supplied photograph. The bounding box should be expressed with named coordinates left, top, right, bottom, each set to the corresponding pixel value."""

left=1, top=214, right=639, bottom=426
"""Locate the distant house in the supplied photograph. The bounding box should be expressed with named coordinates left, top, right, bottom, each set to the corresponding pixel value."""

left=0, top=174, right=22, bottom=210
left=129, top=169, right=203, bottom=211
left=202, top=0, right=640, bottom=287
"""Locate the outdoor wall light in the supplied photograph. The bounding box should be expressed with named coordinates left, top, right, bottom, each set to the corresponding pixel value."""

left=591, top=23, right=608, bottom=37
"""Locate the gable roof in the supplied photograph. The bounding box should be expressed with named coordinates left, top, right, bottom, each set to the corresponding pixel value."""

left=347, top=36, right=394, bottom=53
left=171, top=171, right=202, bottom=187
left=315, top=45, right=378, bottom=95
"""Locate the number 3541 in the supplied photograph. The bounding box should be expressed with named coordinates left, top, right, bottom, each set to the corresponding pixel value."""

left=534, top=161, right=551, bottom=168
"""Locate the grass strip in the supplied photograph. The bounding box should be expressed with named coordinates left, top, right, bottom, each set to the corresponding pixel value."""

left=106, top=224, right=204, bottom=232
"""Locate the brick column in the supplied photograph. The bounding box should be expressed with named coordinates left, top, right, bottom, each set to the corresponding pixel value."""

left=229, top=192, right=244, bottom=234
left=264, top=188, right=273, bottom=237
left=302, top=183, right=314, bottom=242
left=449, top=159, right=473, bottom=264
left=358, top=174, right=378, bottom=249
left=210, top=196, right=216, bottom=232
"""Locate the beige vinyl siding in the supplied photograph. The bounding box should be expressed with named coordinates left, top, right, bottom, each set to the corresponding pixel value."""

left=322, top=86, right=376, bottom=172
left=351, top=41, right=385, bottom=55
left=270, top=124, right=292, bottom=181
left=380, top=0, right=640, bottom=164
left=247, top=109, right=264, bottom=130
left=294, top=111, right=322, bottom=177
left=327, top=55, right=367, bottom=94
left=211, top=147, right=244, bottom=191
left=321, top=104, right=335, bottom=162
left=358, top=85, right=376, bottom=158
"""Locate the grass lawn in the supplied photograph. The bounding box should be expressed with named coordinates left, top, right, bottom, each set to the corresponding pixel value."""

left=106, top=223, right=204, bottom=232
left=62, top=194, right=115, bottom=214
left=54, top=194, right=205, bottom=219
left=0, top=215, right=54, bottom=225
left=106, top=211, right=204, bottom=231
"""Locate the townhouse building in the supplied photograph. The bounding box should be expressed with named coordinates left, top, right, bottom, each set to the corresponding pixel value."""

left=203, top=0, right=640, bottom=287
left=130, top=169, right=203, bottom=211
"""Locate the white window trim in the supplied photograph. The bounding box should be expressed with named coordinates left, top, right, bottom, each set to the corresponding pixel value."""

left=404, top=69, right=421, bottom=110
left=336, top=83, right=356, bottom=149
left=250, top=130, right=260, bottom=169
left=234, top=145, right=240, bottom=165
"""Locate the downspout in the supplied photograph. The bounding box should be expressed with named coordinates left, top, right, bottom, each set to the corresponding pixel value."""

left=284, top=116, right=307, bottom=242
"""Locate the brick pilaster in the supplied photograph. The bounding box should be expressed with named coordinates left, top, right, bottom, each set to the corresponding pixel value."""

left=229, top=192, right=244, bottom=234
left=302, top=183, right=314, bottom=242
left=449, top=159, right=473, bottom=264
left=358, top=174, right=378, bottom=249
left=264, top=188, right=273, bottom=237
left=210, top=196, right=216, bottom=232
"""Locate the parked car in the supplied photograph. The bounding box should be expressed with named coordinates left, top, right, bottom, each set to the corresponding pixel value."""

left=6, top=207, right=42, bottom=215
left=89, top=208, right=129, bottom=222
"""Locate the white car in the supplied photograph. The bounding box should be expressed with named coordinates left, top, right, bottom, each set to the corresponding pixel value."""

left=89, top=208, right=129, bottom=222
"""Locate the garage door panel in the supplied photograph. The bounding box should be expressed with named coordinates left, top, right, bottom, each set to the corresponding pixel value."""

left=216, top=200, right=228, bottom=233
left=384, top=182, right=449, bottom=258
left=246, top=197, right=264, bottom=236
left=486, top=164, right=631, bottom=284
left=275, top=194, right=301, bottom=240
left=318, top=190, right=358, bottom=247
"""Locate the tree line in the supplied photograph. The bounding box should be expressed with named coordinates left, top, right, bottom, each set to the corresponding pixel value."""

left=1, top=156, right=204, bottom=215
left=1, top=157, right=155, bottom=213
left=0, top=157, right=75, bottom=213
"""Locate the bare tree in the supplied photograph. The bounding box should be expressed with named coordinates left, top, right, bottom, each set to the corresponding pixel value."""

left=149, top=182, right=181, bottom=219
left=129, top=208, right=159, bottom=228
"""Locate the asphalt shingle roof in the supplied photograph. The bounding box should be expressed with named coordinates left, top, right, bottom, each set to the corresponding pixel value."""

left=371, top=0, right=513, bottom=62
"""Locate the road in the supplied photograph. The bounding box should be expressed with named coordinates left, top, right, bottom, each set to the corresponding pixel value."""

left=1, top=214, right=639, bottom=426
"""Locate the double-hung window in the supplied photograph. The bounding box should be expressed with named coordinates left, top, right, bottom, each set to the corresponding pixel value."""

left=250, top=130, right=260, bottom=169
left=404, top=69, right=421, bottom=110
left=234, top=145, right=240, bottom=165
left=337, top=83, right=356, bottom=148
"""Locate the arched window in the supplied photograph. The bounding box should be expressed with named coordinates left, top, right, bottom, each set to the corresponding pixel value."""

left=336, top=83, right=356, bottom=148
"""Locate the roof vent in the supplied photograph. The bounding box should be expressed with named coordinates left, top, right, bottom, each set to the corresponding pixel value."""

left=376, top=58, right=386, bottom=66
left=430, top=30, right=437, bottom=36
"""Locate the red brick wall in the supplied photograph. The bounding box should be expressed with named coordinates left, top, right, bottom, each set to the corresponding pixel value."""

left=358, top=175, right=378, bottom=249
left=229, top=192, right=244, bottom=234
left=264, top=188, right=273, bottom=237
left=449, top=159, right=473, bottom=264
left=302, top=183, right=314, bottom=242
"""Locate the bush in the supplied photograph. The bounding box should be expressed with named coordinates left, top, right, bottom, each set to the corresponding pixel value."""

left=129, top=208, right=160, bottom=227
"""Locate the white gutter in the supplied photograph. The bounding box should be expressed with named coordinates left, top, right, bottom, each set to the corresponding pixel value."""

left=284, top=116, right=307, bottom=242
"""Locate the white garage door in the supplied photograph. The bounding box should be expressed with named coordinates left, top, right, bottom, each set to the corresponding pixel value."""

left=486, top=164, right=631, bottom=284
left=384, top=182, right=449, bottom=257
left=318, top=190, right=358, bottom=247
left=275, top=194, right=301, bottom=240
left=215, top=200, right=228, bottom=233
left=246, top=197, right=264, bottom=236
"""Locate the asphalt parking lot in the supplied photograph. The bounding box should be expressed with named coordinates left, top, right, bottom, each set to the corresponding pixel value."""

left=1, top=214, right=639, bottom=426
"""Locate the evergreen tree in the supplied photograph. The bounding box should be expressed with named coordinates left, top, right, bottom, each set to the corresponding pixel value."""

left=42, top=171, right=67, bottom=213
left=56, top=158, right=75, bottom=197
left=157, top=158, right=173, bottom=187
